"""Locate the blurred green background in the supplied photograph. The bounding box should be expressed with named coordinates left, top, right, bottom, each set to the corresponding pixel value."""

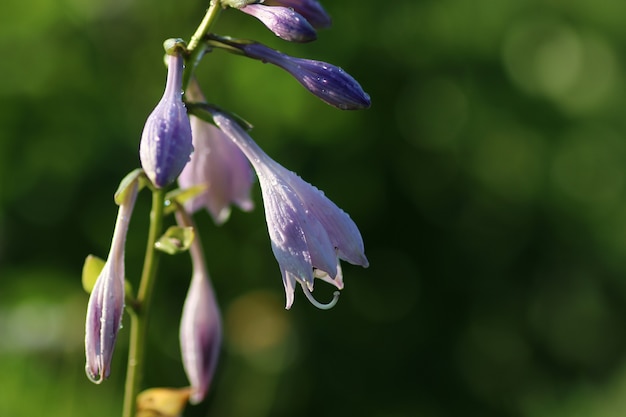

left=3, top=0, right=626, bottom=416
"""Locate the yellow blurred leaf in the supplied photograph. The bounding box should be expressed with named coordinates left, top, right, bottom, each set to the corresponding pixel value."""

left=136, top=387, right=191, bottom=417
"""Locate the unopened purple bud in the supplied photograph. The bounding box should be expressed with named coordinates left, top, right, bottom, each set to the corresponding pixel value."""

left=85, top=181, right=138, bottom=383
left=140, top=52, right=194, bottom=188
left=241, top=42, right=370, bottom=110
left=177, top=213, right=222, bottom=404
left=264, top=0, right=331, bottom=29
left=240, top=4, right=317, bottom=43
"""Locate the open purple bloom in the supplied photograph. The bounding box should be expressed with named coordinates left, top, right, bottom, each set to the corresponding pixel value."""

left=239, top=4, right=317, bottom=43
left=225, top=39, right=370, bottom=110
left=140, top=52, right=194, bottom=188
left=177, top=212, right=222, bottom=404
left=178, top=81, right=254, bottom=224
left=264, top=0, right=331, bottom=29
left=85, top=181, right=138, bottom=383
left=212, top=112, right=368, bottom=309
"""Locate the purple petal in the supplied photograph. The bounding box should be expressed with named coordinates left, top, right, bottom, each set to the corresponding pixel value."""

left=178, top=116, right=254, bottom=224
left=212, top=112, right=368, bottom=309
left=264, top=0, right=331, bottom=29
left=240, top=4, right=317, bottom=43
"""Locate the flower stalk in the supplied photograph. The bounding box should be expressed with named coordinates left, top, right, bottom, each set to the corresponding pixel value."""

left=184, top=0, right=223, bottom=90
left=122, top=188, right=165, bottom=417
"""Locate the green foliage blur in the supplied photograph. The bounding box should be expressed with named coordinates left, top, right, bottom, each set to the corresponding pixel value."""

left=3, top=0, right=626, bottom=416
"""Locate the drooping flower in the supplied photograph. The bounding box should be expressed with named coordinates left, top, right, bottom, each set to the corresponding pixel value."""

left=140, top=50, right=194, bottom=188
left=264, top=0, right=331, bottom=29
left=177, top=212, right=222, bottom=404
left=210, top=37, right=370, bottom=110
left=178, top=80, right=254, bottom=224
left=85, top=180, right=139, bottom=383
left=239, top=4, right=317, bottom=43
left=212, top=112, right=369, bottom=309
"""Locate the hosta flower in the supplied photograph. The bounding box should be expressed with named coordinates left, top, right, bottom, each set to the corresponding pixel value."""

left=264, top=0, right=331, bottom=29
left=239, top=4, right=317, bottom=43
left=139, top=51, right=194, bottom=188
left=213, top=37, right=370, bottom=110
left=212, top=112, right=368, bottom=309
left=177, top=212, right=222, bottom=404
left=178, top=81, right=254, bottom=224
left=85, top=181, right=138, bottom=383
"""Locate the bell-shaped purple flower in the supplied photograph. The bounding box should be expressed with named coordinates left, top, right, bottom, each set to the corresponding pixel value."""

left=239, top=4, right=317, bottom=43
left=264, top=0, right=331, bottom=29
left=212, top=112, right=369, bottom=309
left=178, top=81, right=254, bottom=224
left=177, top=212, right=222, bottom=404
left=140, top=51, right=194, bottom=188
left=85, top=181, right=138, bottom=383
left=217, top=38, right=370, bottom=110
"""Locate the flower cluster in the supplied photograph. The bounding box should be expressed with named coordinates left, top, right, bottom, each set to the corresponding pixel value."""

left=84, top=0, right=370, bottom=410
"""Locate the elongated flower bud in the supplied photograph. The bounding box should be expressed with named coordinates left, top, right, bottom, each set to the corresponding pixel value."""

left=85, top=181, right=138, bottom=383
left=140, top=51, right=194, bottom=188
left=212, top=112, right=368, bottom=309
left=213, top=38, right=370, bottom=110
left=239, top=4, right=317, bottom=43
left=264, top=0, right=331, bottom=29
left=177, top=212, right=222, bottom=404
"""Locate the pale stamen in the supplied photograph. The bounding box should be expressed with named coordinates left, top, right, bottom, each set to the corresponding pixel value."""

left=299, top=281, right=340, bottom=310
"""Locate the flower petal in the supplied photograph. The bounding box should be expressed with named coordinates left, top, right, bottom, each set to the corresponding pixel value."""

left=212, top=112, right=368, bottom=309
left=264, top=0, right=331, bottom=29
left=239, top=4, right=317, bottom=43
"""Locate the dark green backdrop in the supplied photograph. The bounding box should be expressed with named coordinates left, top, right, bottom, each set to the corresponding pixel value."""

left=3, top=0, right=626, bottom=416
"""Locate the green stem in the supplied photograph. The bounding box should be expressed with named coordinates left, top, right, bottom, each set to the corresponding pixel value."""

left=183, top=0, right=222, bottom=90
left=122, top=188, right=165, bottom=417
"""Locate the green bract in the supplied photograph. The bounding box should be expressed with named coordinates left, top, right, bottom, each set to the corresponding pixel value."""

left=155, top=226, right=195, bottom=255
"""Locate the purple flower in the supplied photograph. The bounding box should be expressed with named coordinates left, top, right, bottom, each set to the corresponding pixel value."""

left=212, top=112, right=368, bottom=309
left=239, top=4, right=317, bottom=43
left=177, top=212, right=222, bottom=404
left=218, top=38, right=370, bottom=110
left=140, top=51, right=194, bottom=188
left=85, top=181, right=138, bottom=383
left=178, top=81, right=254, bottom=224
left=264, top=0, right=331, bottom=29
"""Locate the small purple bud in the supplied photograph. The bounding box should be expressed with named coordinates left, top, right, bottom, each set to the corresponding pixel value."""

left=212, top=112, right=368, bottom=309
left=140, top=52, right=194, bottom=188
left=238, top=42, right=370, bottom=110
left=240, top=4, right=317, bottom=43
left=264, top=0, right=331, bottom=29
left=177, top=212, right=222, bottom=404
left=178, top=81, right=254, bottom=224
left=85, top=181, right=138, bottom=383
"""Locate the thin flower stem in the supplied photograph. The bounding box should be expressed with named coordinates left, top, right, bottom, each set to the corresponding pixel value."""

left=184, top=0, right=222, bottom=90
left=122, top=188, right=166, bottom=417
left=120, top=4, right=222, bottom=416
left=188, top=0, right=221, bottom=52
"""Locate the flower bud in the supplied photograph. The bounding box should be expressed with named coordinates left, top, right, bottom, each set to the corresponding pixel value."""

left=264, top=0, right=331, bottom=29
left=140, top=52, right=194, bottom=188
left=85, top=180, right=138, bottom=383
left=239, top=4, right=317, bottom=43
left=177, top=212, right=222, bottom=404
left=232, top=40, right=370, bottom=110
